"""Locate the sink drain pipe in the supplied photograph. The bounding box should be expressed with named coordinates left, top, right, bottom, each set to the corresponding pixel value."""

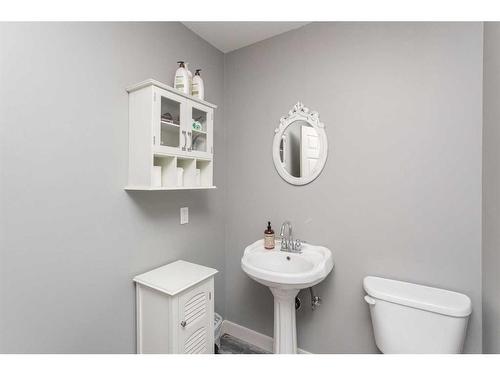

left=295, top=296, right=301, bottom=310
left=295, top=288, right=322, bottom=311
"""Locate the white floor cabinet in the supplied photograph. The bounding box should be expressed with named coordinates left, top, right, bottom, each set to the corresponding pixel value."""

left=134, top=260, right=218, bottom=354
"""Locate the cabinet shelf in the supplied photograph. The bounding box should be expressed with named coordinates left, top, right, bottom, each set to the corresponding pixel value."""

left=152, top=149, right=210, bottom=160
left=125, top=186, right=217, bottom=191
left=192, top=128, right=207, bottom=135
left=126, top=79, right=216, bottom=191
left=161, top=120, right=180, bottom=127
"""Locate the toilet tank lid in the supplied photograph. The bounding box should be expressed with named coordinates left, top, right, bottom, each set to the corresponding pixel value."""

left=363, top=276, right=471, bottom=317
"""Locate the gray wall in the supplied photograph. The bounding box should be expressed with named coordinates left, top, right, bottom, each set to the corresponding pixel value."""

left=482, top=22, right=500, bottom=354
left=0, top=21, right=488, bottom=354
left=0, top=22, right=226, bottom=353
left=224, top=22, right=483, bottom=353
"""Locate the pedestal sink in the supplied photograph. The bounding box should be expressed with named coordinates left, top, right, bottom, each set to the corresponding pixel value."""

left=241, top=239, right=334, bottom=354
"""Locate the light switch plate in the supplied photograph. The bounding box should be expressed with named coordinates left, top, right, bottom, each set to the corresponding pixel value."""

left=180, top=207, right=189, bottom=224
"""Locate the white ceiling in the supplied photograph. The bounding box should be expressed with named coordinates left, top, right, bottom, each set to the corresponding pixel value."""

left=182, top=22, right=310, bottom=53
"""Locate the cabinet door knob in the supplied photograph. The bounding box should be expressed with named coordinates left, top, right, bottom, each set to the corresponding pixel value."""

left=180, top=320, right=187, bottom=327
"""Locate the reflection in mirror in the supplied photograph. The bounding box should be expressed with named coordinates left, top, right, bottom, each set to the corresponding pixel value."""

left=279, top=120, right=320, bottom=178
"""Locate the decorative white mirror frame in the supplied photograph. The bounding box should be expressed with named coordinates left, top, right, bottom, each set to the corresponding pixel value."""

left=272, top=102, right=328, bottom=185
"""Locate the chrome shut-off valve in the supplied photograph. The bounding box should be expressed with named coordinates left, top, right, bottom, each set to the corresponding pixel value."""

left=309, top=287, right=322, bottom=310
left=311, top=295, right=321, bottom=310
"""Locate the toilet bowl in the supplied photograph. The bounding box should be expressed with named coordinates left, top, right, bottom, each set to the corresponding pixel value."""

left=363, top=276, right=471, bottom=354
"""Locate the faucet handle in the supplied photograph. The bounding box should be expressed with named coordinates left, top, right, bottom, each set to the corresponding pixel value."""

left=277, top=236, right=288, bottom=250
left=294, top=239, right=304, bottom=251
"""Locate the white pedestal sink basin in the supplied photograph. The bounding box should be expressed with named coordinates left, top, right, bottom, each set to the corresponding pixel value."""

left=241, top=239, right=334, bottom=353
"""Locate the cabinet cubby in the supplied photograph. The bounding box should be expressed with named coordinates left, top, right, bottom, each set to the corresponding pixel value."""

left=153, top=155, right=177, bottom=187
left=196, top=159, right=213, bottom=187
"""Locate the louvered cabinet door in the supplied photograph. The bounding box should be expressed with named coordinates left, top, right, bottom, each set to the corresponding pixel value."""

left=177, top=279, right=214, bottom=354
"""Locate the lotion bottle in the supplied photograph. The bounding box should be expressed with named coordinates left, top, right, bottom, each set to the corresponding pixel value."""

left=185, top=62, right=193, bottom=94
left=192, top=69, right=205, bottom=100
left=174, top=61, right=189, bottom=94
left=264, top=221, right=275, bottom=250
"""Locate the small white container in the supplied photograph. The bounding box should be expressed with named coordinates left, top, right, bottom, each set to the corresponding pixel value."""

left=177, top=167, right=184, bottom=187
left=214, top=312, right=223, bottom=348
left=195, top=168, right=201, bottom=186
left=152, top=166, right=162, bottom=187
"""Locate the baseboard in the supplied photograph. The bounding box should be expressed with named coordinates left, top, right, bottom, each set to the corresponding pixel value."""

left=220, top=320, right=311, bottom=354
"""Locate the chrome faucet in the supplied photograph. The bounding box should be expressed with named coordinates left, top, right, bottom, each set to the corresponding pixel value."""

left=279, top=221, right=302, bottom=253
left=280, top=221, right=292, bottom=251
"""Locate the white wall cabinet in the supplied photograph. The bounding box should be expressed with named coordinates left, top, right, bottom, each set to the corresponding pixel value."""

left=134, top=260, right=218, bottom=354
left=125, top=79, right=217, bottom=190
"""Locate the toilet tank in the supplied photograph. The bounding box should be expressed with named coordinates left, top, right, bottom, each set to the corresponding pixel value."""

left=363, top=276, right=471, bottom=354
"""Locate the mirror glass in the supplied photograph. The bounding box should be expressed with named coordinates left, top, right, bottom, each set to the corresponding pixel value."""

left=278, top=120, right=320, bottom=178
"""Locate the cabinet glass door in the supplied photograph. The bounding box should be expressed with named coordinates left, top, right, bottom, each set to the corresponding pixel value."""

left=154, top=89, right=186, bottom=154
left=188, top=104, right=212, bottom=158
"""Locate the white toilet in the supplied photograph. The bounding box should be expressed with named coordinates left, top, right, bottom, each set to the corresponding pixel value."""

left=363, top=276, right=471, bottom=354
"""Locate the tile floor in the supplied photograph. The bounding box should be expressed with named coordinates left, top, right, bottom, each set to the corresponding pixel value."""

left=217, top=334, right=270, bottom=354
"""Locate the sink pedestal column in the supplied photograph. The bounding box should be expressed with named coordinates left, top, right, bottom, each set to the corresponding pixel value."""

left=269, top=287, right=300, bottom=354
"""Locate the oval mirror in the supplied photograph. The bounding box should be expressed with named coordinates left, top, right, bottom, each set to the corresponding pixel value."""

left=273, top=102, right=328, bottom=185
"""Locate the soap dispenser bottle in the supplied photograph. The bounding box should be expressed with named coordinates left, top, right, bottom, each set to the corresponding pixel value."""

left=264, top=221, right=275, bottom=250
left=174, top=61, right=189, bottom=94
left=185, top=62, right=193, bottom=94
left=192, top=69, right=205, bottom=100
